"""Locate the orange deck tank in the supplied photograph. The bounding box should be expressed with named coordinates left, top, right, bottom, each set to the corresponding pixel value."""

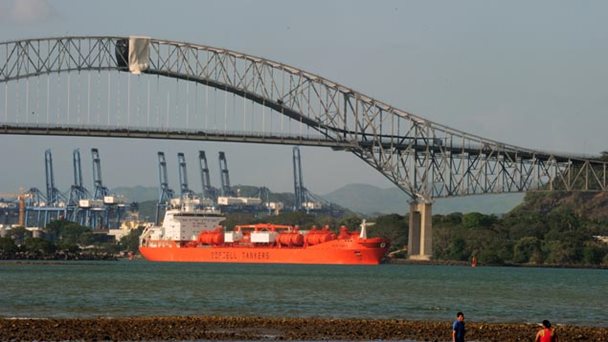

left=276, top=232, right=304, bottom=247
left=198, top=227, right=224, bottom=245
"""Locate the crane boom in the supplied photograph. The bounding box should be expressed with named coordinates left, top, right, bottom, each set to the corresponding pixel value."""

left=73, top=149, right=84, bottom=188
left=177, top=152, right=195, bottom=198
left=156, top=151, right=175, bottom=224
left=44, top=149, right=56, bottom=204
left=91, top=148, right=110, bottom=199
left=218, top=151, right=233, bottom=196
left=67, top=148, right=91, bottom=224
left=293, top=147, right=304, bottom=210
left=199, top=151, right=213, bottom=200
left=43, top=149, right=66, bottom=206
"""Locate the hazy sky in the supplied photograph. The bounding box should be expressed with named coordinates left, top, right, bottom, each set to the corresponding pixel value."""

left=0, top=0, right=607, bottom=202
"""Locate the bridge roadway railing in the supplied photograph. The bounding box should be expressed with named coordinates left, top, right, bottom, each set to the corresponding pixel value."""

left=1, top=36, right=606, bottom=200
left=0, top=122, right=351, bottom=148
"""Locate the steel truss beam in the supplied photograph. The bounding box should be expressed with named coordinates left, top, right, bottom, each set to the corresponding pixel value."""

left=1, top=36, right=606, bottom=200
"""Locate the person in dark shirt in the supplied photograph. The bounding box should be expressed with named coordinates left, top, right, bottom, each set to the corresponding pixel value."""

left=452, top=311, right=465, bottom=342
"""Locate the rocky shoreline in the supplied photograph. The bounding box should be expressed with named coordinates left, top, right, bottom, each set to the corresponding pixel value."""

left=1, top=316, right=607, bottom=341
left=0, top=251, right=118, bottom=261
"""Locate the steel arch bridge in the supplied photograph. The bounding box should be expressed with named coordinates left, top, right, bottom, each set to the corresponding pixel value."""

left=1, top=36, right=606, bottom=258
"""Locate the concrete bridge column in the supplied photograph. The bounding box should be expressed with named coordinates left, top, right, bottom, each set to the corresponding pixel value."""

left=408, top=201, right=432, bottom=260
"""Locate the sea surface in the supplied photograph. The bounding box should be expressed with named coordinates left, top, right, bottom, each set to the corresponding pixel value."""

left=0, top=260, right=606, bottom=327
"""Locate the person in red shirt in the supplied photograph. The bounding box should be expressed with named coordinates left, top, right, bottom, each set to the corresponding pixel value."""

left=535, top=320, right=558, bottom=342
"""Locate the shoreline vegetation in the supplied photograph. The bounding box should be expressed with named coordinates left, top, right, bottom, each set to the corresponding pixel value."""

left=1, top=316, right=607, bottom=341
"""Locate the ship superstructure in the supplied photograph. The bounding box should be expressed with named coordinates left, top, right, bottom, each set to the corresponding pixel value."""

left=140, top=197, right=225, bottom=245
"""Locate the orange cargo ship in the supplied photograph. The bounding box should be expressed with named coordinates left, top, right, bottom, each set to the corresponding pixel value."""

left=139, top=199, right=389, bottom=265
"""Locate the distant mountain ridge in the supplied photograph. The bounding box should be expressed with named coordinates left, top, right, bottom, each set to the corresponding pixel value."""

left=112, top=183, right=523, bottom=216
left=321, top=183, right=523, bottom=215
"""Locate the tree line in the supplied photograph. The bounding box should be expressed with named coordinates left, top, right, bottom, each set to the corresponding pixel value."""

left=0, top=220, right=142, bottom=260
left=382, top=192, right=608, bottom=266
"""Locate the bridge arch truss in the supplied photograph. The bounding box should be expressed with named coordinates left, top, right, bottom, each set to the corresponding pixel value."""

left=1, top=36, right=606, bottom=201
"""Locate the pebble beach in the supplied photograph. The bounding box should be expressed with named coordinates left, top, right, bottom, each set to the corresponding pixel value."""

left=1, top=316, right=607, bottom=341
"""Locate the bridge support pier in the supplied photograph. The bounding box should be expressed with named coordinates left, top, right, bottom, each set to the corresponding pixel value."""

left=408, top=201, right=432, bottom=260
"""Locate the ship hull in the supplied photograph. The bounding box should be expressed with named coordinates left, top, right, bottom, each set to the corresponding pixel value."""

left=139, top=240, right=387, bottom=265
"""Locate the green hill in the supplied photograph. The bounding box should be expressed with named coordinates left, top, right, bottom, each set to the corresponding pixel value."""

left=428, top=191, right=608, bottom=266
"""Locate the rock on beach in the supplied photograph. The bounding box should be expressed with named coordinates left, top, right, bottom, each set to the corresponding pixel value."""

left=0, top=316, right=607, bottom=341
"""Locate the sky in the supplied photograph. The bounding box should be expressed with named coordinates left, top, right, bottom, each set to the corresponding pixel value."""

left=0, top=0, right=607, bottom=202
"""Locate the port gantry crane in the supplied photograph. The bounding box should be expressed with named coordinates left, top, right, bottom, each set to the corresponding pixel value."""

left=90, top=148, right=124, bottom=229
left=215, top=151, right=263, bottom=212
left=177, top=152, right=197, bottom=200
left=218, top=152, right=235, bottom=197
left=198, top=151, right=217, bottom=202
left=67, top=149, right=92, bottom=226
left=91, top=148, right=110, bottom=201
left=90, top=148, right=110, bottom=228
left=45, top=149, right=68, bottom=222
left=15, top=148, right=122, bottom=230
left=292, top=146, right=305, bottom=211
left=25, top=150, right=68, bottom=227
left=45, top=150, right=60, bottom=208
left=23, top=187, right=45, bottom=227
left=292, top=147, right=325, bottom=213
left=155, top=151, right=175, bottom=224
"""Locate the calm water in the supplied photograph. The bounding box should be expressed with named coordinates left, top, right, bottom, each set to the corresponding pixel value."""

left=0, top=261, right=606, bottom=326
